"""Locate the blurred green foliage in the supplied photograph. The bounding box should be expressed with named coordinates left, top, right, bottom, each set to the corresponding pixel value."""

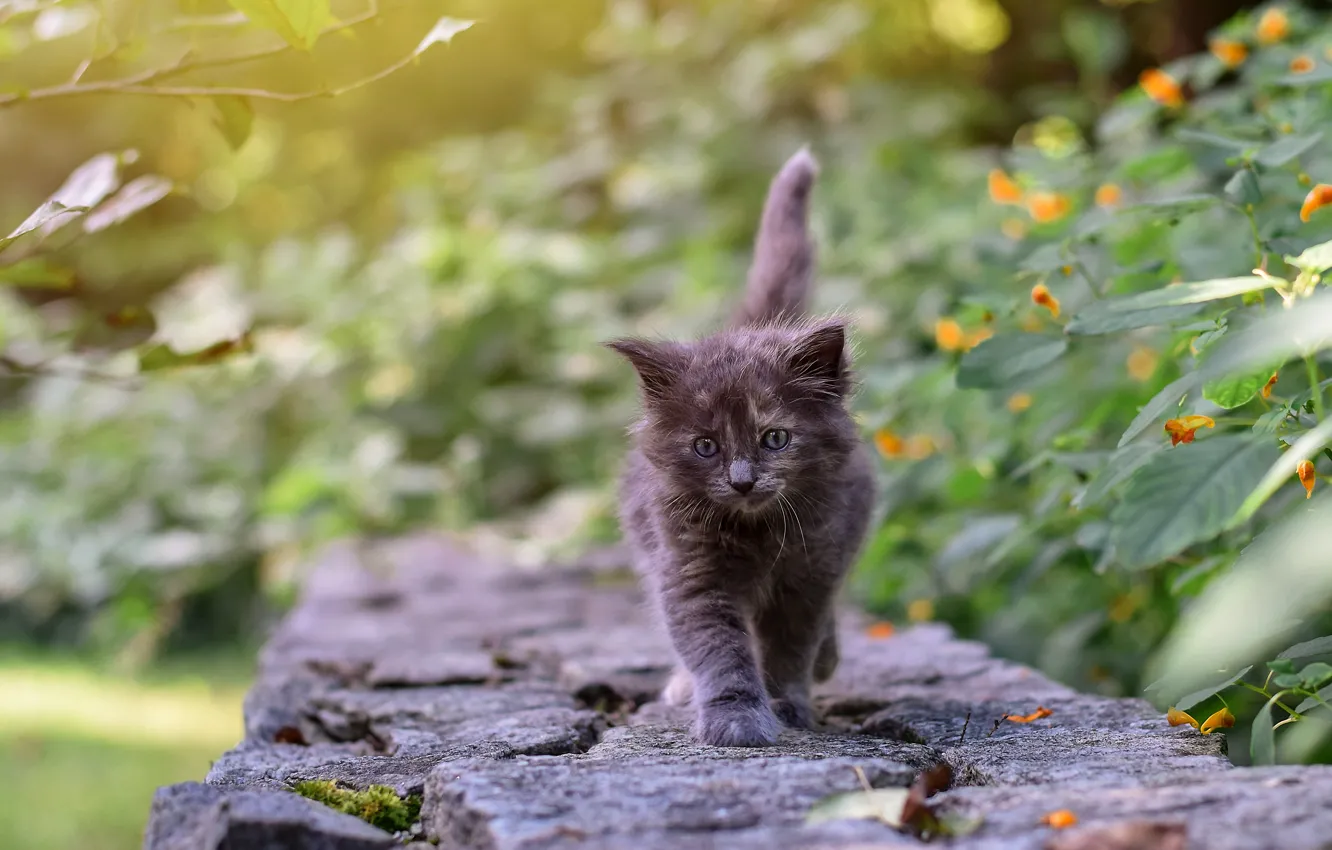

left=5, top=0, right=1332, bottom=793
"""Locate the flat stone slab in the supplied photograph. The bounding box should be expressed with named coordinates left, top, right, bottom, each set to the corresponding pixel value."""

left=144, top=534, right=1332, bottom=849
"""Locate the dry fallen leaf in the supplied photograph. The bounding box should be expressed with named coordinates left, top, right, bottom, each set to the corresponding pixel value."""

left=865, top=621, right=896, bottom=639
left=1005, top=706, right=1053, bottom=723
left=1040, top=809, right=1078, bottom=829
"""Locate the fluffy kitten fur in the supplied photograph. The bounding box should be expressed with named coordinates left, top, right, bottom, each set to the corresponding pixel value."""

left=607, top=149, right=875, bottom=747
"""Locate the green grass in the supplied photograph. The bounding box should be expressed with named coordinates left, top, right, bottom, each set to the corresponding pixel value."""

left=0, top=734, right=224, bottom=850
left=0, top=652, right=249, bottom=850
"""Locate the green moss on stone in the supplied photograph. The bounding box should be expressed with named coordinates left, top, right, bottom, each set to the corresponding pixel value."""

left=292, top=779, right=422, bottom=832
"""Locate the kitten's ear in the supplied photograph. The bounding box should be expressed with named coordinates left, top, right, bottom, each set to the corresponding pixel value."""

left=787, top=321, right=848, bottom=398
left=605, top=338, right=685, bottom=401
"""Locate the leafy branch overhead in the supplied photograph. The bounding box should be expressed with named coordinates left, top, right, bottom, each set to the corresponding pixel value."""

left=0, top=2, right=474, bottom=119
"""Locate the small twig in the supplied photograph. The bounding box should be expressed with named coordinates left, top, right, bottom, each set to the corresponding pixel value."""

left=852, top=765, right=873, bottom=793
left=985, top=717, right=1002, bottom=738
left=958, top=710, right=972, bottom=745
left=69, top=57, right=92, bottom=84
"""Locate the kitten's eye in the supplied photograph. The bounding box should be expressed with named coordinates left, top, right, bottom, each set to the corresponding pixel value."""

left=761, top=429, right=791, bottom=451
left=693, top=437, right=719, bottom=458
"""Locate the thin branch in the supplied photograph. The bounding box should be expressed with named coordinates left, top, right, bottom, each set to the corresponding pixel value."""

left=31, top=46, right=425, bottom=103
left=0, top=1, right=381, bottom=108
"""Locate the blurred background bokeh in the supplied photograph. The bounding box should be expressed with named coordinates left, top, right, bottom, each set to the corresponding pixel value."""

left=4, top=0, right=1332, bottom=847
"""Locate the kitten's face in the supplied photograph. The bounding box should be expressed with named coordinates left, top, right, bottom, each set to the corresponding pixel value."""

left=609, top=321, right=857, bottom=517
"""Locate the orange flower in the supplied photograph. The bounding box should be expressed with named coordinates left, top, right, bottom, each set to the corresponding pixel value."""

left=1261, top=373, right=1278, bottom=399
left=874, top=429, right=905, bottom=458
left=1040, top=810, right=1078, bottom=829
left=1164, top=415, right=1215, bottom=446
left=1300, top=184, right=1332, bottom=222
left=1094, top=183, right=1123, bottom=208
left=907, top=598, right=934, bottom=621
left=866, top=621, right=896, bottom=639
left=1005, top=706, right=1053, bottom=723
left=1257, top=7, right=1289, bottom=44
left=1167, top=707, right=1200, bottom=729
left=904, top=435, right=935, bottom=461
left=1026, top=191, right=1072, bottom=223
left=1139, top=68, right=1184, bottom=107
left=1200, top=706, right=1236, bottom=735
left=935, top=318, right=966, bottom=351
left=1126, top=346, right=1159, bottom=382
left=1290, top=54, right=1315, bottom=74
left=1001, top=217, right=1027, bottom=240
left=988, top=169, right=1023, bottom=204
left=1298, top=458, right=1316, bottom=498
left=964, top=326, right=994, bottom=350
left=1210, top=38, right=1248, bottom=68
left=1007, top=392, right=1034, bottom=413
left=1031, top=283, right=1061, bottom=318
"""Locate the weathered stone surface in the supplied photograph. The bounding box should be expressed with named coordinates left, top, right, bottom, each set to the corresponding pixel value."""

left=144, top=534, right=1332, bottom=849
left=144, top=782, right=397, bottom=850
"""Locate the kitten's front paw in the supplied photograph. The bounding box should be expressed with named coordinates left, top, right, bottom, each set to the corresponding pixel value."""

left=696, top=696, right=780, bottom=747
left=771, top=696, right=817, bottom=730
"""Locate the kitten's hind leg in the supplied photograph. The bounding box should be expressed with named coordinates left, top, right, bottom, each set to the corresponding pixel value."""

left=663, top=667, right=694, bottom=706
left=813, top=620, right=839, bottom=683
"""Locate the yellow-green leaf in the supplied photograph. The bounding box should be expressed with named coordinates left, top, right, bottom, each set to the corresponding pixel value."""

left=227, top=0, right=329, bottom=50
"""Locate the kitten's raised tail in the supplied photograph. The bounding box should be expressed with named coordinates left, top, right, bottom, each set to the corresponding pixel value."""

left=732, top=147, right=819, bottom=327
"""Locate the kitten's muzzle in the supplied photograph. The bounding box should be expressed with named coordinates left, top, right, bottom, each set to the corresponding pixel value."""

left=728, top=459, right=756, bottom=495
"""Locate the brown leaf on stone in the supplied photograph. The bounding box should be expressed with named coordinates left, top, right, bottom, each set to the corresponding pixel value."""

left=1045, top=820, right=1187, bottom=850
left=272, top=725, right=308, bottom=745
left=900, top=762, right=953, bottom=834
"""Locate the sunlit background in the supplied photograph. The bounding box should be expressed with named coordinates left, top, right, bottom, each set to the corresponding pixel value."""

left=4, top=0, right=1331, bottom=847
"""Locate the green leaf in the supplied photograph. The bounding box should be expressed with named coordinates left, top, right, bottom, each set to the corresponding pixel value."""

left=1224, top=169, right=1261, bottom=205
left=1295, top=685, right=1332, bottom=714
left=1250, top=695, right=1278, bottom=766
left=414, top=16, right=474, bottom=55
left=82, top=176, right=173, bottom=233
left=0, top=258, right=75, bottom=289
left=1166, top=665, right=1253, bottom=712
left=1069, top=277, right=1276, bottom=330
left=1285, top=239, right=1332, bottom=274
left=1074, top=442, right=1162, bottom=509
left=1126, top=193, right=1219, bottom=211
left=955, top=334, right=1067, bottom=390
left=1065, top=303, right=1202, bottom=335
left=1299, top=662, right=1332, bottom=690
left=227, top=0, right=330, bottom=50
left=1268, top=658, right=1298, bottom=675
left=1203, top=367, right=1278, bottom=410
left=1118, top=372, right=1202, bottom=448
left=1110, top=434, right=1281, bottom=568
left=1253, top=408, right=1289, bottom=436
left=1256, top=133, right=1322, bottom=168
left=212, top=96, right=254, bottom=150
left=1199, top=294, right=1332, bottom=381
left=806, top=788, right=909, bottom=827
left=1174, top=129, right=1255, bottom=154
left=1230, top=418, right=1332, bottom=527
left=1278, top=636, right=1332, bottom=660
left=0, top=201, right=82, bottom=251
left=1277, top=66, right=1332, bottom=86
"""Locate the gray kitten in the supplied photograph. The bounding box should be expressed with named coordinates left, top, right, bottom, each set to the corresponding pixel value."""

left=607, top=149, right=875, bottom=747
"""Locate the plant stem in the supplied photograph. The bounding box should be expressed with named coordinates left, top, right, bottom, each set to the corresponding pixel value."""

left=1308, top=356, right=1326, bottom=423
left=1238, top=680, right=1304, bottom=718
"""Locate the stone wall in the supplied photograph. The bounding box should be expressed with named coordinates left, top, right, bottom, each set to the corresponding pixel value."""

left=144, top=535, right=1332, bottom=849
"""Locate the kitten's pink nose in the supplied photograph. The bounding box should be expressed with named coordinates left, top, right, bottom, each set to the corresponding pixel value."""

left=728, top=459, right=755, bottom=494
